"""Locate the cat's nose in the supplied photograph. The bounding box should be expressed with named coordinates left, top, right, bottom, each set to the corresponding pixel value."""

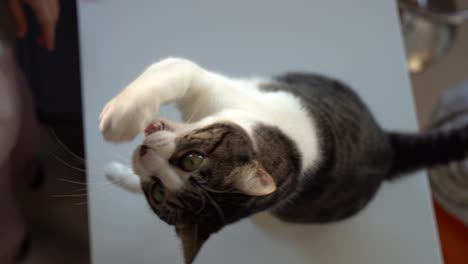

left=139, top=145, right=149, bottom=156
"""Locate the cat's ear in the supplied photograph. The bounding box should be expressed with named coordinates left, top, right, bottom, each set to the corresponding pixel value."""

left=175, top=223, right=212, bottom=264
left=234, top=161, right=276, bottom=196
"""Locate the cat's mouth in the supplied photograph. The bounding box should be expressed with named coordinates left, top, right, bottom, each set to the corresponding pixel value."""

left=144, top=120, right=173, bottom=136
left=139, top=119, right=175, bottom=157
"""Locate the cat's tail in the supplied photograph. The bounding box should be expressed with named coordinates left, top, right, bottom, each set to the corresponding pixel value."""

left=386, top=123, right=468, bottom=179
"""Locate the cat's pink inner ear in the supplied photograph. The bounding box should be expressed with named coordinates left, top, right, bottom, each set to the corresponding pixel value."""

left=236, top=161, right=276, bottom=196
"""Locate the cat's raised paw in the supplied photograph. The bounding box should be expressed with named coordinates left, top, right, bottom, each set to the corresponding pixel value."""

left=99, top=95, right=155, bottom=142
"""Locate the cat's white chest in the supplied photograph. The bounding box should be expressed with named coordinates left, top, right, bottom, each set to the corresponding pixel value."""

left=202, top=79, right=321, bottom=173
left=255, top=89, right=321, bottom=173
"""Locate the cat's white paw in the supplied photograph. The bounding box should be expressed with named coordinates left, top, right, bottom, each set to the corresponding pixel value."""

left=99, top=57, right=197, bottom=142
left=104, top=161, right=128, bottom=183
left=99, top=94, right=155, bottom=142
left=104, top=162, right=142, bottom=193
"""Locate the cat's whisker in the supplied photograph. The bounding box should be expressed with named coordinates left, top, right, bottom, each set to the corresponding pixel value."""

left=47, top=150, right=86, bottom=172
left=175, top=98, right=182, bottom=113
left=112, top=180, right=131, bottom=192
left=197, top=185, right=226, bottom=224
left=57, top=178, right=88, bottom=185
left=72, top=188, right=118, bottom=206
left=68, top=178, right=130, bottom=206
left=193, top=178, right=239, bottom=194
left=166, top=211, right=174, bottom=224
left=56, top=177, right=124, bottom=193
left=184, top=96, right=204, bottom=123
left=49, top=128, right=86, bottom=163
left=58, top=184, right=90, bottom=193
left=73, top=187, right=91, bottom=193
left=194, top=190, right=207, bottom=216
left=199, top=184, right=235, bottom=194
left=76, top=185, right=113, bottom=194
left=186, top=92, right=217, bottom=123
left=74, top=201, right=89, bottom=206
left=52, top=193, right=88, bottom=198
left=186, top=180, right=216, bottom=216
left=173, top=212, right=178, bottom=224
left=52, top=176, right=125, bottom=200
left=56, top=178, right=90, bottom=193
left=176, top=85, right=193, bottom=121
left=72, top=191, right=112, bottom=206
left=91, top=177, right=125, bottom=191
left=185, top=109, right=195, bottom=123
left=182, top=189, right=199, bottom=199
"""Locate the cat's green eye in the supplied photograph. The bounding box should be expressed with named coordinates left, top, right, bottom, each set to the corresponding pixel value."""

left=151, top=182, right=165, bottom=204
left=179, top=152, right=204, bottom=172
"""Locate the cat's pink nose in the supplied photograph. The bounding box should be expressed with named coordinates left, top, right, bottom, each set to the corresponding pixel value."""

left=144, top=121, right=163, bottom=136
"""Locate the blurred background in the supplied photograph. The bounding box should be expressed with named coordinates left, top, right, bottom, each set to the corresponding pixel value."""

left=1, top=0, right=467, bottom=263
left=400, top=1, right=468, bottom=263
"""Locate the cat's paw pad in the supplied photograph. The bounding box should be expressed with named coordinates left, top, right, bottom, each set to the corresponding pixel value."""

left=99, top=96, right=153, bottom=142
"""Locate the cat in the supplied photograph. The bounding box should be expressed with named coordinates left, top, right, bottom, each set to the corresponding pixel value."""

left=100, top=58, right=468, bottom=264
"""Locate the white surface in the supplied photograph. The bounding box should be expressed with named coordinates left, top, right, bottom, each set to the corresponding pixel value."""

left=78, top=1, right=443, bottom=263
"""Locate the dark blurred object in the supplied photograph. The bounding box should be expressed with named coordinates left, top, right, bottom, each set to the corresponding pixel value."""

left=16, top=0, right=82, bottom=125
left=9, top=1, right=89, bottom=263
left=15, top=0, right=85, bottom=159
left=398, top=0, right=468, bottom=73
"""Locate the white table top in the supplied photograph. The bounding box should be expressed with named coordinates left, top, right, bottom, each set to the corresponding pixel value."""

left=78, top=1, right=443, bottom=263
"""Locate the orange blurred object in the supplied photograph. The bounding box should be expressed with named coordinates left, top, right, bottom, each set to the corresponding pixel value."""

left=434, top=199, right=468, bottom=264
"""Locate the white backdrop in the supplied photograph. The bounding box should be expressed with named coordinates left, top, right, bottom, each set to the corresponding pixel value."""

left=78, top=1, right=443, bottom=263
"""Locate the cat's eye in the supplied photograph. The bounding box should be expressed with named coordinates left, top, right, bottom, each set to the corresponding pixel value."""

left=179, top=152, right=204, bottom=172
left=151, top=182, right=165, bottom=204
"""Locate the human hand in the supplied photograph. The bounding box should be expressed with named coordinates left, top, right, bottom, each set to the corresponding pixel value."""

left=7, top=0, right=60, bottom=51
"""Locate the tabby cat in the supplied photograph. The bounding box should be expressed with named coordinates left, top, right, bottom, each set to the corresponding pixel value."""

left=100, top=58, right=468, bottom=264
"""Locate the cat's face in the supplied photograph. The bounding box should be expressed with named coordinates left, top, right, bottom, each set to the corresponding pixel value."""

left=132, top=119, right=277, bottom=263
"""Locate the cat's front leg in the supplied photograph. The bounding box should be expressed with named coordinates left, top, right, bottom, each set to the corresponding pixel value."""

left=104, top=162, right=142, bottom=193
left=99, top=58, right=201, bottom=142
